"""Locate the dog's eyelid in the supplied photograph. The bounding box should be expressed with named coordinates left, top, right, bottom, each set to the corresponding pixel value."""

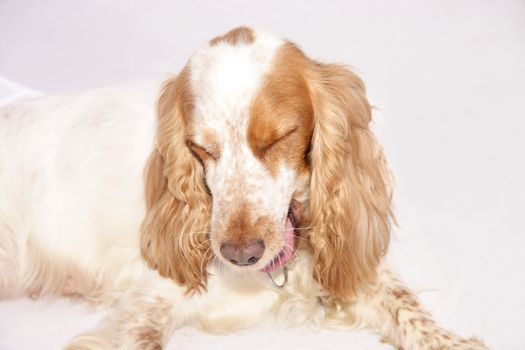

left=280, top=126, right=298, bottom=139
left=263, top=126, right=298, bottom=153
left=186, top=140, right=219, bottom=161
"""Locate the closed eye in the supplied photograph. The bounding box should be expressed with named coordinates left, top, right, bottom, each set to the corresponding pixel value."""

left=261, top=127, right=298, bottom=154
left=186, top=140, right=219, bottom=161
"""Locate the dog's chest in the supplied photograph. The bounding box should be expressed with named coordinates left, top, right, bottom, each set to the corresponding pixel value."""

left=188, top=259, right=323, bottom=332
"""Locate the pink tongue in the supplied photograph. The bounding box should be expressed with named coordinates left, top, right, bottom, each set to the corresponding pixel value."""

left=261, top=216, right=296, bottom=273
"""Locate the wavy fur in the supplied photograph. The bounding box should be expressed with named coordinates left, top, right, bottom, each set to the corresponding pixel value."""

left=308, top=62, right=393, bottom=300
left=141, top=70, right=211, bottom=292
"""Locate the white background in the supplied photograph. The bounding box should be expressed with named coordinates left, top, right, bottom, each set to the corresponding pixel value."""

left=1, top=0, right=524, bottom=349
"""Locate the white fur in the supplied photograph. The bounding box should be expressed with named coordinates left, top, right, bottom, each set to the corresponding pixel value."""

left=0, top=83, right=157, bottom=301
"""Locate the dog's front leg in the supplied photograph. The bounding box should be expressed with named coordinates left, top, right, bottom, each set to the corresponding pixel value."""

left=325, top=264, right=490, bottom=350
left=64, top=271, right=188, bottom=350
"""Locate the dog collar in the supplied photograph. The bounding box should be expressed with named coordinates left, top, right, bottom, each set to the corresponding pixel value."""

left=266, top=265, right=288, bottom=288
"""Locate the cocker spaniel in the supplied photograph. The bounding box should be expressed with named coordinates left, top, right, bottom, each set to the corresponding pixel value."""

left=0, top=27, right=488, bottom=350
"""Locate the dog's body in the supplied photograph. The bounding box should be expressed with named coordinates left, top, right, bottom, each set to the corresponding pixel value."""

left=0, top=28, right=488, bottom=349
left=0, top=84, right=157, bottom=302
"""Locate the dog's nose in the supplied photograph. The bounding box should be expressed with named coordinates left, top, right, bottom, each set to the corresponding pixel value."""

left=220, top=240, right=265, bottom=266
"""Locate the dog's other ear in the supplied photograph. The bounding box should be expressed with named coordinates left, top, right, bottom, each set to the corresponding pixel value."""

left=308, top=63, right=393, bottom=300
left=141, top=70, right=211, bottom=292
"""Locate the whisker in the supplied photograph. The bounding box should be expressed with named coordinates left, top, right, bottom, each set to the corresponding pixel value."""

left=172, top=230, right=211, bottom=237
left=200, top=245, right=215, bottom=272
left=165, top=232, right=210, bottom=245
left=293, top=225, right=316, bottom=231
left=277, top=249, right=283, bottom=268
left=214, top=254, right=227, bottom=274
left=283, top=242, right=298, bottom=260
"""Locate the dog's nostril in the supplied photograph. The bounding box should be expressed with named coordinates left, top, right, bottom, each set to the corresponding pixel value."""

left=247, top=256, right=259, bottom=265
left=220, top=240, right=265, bottom=267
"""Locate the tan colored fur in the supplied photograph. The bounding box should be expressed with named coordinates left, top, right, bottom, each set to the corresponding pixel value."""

left=140, top=69, right=212, bottom=292
left=209, top=26, right=255, bottom=47
left=307, top=61, right=393, bottom=300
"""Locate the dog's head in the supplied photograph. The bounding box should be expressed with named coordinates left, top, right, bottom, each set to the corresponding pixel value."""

left=141, top=27, right=393, bottom=300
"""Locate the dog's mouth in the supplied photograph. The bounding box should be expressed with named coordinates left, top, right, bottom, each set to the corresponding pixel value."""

left=260, top=203, right=299, bottom=273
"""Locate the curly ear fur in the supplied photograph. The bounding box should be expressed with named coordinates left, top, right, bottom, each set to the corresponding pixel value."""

left=308, top=63, right=393, bottom=300
left=140, top=71, right=211, bottom=292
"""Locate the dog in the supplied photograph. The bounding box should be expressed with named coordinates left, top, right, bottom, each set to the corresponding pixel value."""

left=0, top=27, right=488, bottom=349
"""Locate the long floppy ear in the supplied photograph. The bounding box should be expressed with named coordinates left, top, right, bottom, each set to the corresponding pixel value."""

left=140, top=71, right=211, bottom=292
left=308, top=63, right=393, bottom=300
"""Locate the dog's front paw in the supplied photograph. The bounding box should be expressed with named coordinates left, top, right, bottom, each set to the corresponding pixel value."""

left=450, top=337, right=490, bottom=350
left=411, top=333, right=490, bottom=350
left=426, top=335, right=490, bottom=350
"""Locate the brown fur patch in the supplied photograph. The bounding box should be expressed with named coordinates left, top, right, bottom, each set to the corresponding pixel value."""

left=307, top=54, right=394, bottom=300
left=140, top=68, right=212, bottom=292
left=222, top=202, right=273, bottom=244
left=225, top=204, right=254, bottom=242
left=392, top=288, right=411, bottom=299
left=248, top=43, right=314, bottom=177
left=210, top=26, right=255, bottom=46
